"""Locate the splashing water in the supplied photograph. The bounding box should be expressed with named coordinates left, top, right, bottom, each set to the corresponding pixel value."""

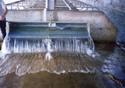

left=0, top=34, right=96, bottom=76
left=44, top=39, right=53, bottom=60
left=0, top=23, right=96, bottom=76
left=0, top=53, right=99, bottom=76
left=1, top=37, right=94, bottom=57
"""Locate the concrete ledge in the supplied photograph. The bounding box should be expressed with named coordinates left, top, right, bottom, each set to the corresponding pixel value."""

left=5, top=10, right=117, bottom=42
left=6, top=10, right=44, bottom=22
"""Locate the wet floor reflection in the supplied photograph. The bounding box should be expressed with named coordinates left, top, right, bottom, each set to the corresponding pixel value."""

left=0, top=72, right=107, bottom=88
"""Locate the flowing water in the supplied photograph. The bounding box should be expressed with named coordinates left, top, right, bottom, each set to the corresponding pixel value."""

left=0, top=27, right=124, bottom=87
left=0, top=36, right=95, bottom=76
left=0, top=43, right=124, bottom=88
left=2, top=38, right=94, bottom=54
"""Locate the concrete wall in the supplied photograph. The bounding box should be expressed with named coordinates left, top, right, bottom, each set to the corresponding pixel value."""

left=77, top=0, right=125, bottom=43
left=56, top=11, right=116, bottom=42
left=6, top=10, right=44, bottom=22
left=5, top=10, right=116, bottom=42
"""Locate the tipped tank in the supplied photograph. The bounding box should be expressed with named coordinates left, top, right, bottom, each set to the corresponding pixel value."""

left=2, top=22, right=94, bottom=54
left=8, top=22, right=89, bottom=39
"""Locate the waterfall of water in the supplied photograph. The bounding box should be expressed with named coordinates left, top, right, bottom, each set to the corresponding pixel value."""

left=1, top=23, right=95, bottom=58
left=0, top=36, right=97, bottom=76
left=2, top=37, right=94, bottom=54
left=0, top=22, right=97, bottom=76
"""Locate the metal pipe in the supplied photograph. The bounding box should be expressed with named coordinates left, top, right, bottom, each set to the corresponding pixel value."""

left=45, top=0, right=55, bottom=10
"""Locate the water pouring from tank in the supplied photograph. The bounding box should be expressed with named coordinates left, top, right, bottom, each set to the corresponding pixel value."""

left=2, top=22, right=94, bottom=56
left=0, top=22, right=96, bottom=76
left=0, top=0, right=125, bottom=87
